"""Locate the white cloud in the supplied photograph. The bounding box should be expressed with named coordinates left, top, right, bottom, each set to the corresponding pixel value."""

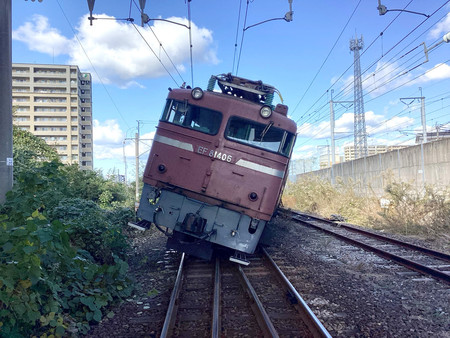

left=12, top=15, right=72, bottom=55
left=93, top=119, right=124, bottom=145
left=13, top=14, right=219, bottom=87
left=367, top=115, right=415, bottom=135
left=429, top=12, right=450, bottom=40
left=419, top=62, right=450, bottom=81
left=92, top=119, right=155, bottom=161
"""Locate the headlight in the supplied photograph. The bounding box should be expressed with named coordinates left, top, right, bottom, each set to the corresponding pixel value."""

left=191, top=87, right=204, bottom=100
left=248, top=192, right=258, bottom=201
left=260, top=105, right=272, bottom=118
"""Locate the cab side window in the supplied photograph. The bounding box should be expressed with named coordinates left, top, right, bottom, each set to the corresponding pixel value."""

left=161, top=99, right=222, bottom=135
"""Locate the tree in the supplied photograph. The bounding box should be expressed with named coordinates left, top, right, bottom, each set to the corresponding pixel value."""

left=12, top=126, right=60, bottom=177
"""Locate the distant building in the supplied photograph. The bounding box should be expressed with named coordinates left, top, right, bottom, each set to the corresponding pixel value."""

left=12, top=63, right=93, bottom=170
left=343, top=144, right=407, bottom=162
left=415, top=130, right=450, bottom=144
left=319, top=153, right=342, bottom=169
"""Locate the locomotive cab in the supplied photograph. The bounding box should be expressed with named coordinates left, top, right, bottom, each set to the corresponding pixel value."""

left=136, top=74, right=297, bottom=263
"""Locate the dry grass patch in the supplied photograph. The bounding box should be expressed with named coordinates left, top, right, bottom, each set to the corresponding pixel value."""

left=283, top=176, right=450, bottom=251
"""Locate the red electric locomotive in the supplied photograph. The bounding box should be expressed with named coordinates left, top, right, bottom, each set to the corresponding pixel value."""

left=136, top=74, right=296, bottom=264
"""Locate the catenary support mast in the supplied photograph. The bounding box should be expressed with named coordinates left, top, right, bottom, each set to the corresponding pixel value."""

left=350, top=35, right=367, bottom=159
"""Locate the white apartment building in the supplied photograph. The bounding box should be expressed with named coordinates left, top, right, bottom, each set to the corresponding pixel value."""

left=12, top=63, right=93, bottom=170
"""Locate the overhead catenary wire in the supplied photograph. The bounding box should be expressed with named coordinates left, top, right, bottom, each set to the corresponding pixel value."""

left=291, top=0, right=363, bottom=115
left=295, top=59, right=450, bottom=149
left=294, top=0, right=415, bottom=123
left=130, top=22, right=180, bottom=87
left=187, top=0, right=194, bottom=87
left=331, top=6, right=449, bottom=104
left=236, top=0, right=251, bottom=76
left=297, top=1, right=450, bottom=141
left=232, top=0, right=243, bottom=75
left=131, top=0, right=186, bottom=85
left=55, top=0, right=130, bottom=128
left=295, top=0, right=449, bottom=125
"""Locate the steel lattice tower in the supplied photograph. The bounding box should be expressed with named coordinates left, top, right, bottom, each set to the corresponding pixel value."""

left=350, top=36, right=367, bottom=159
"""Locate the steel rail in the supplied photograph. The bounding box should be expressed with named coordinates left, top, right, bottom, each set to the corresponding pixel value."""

left=237, top=265, right=279, bottom=338
left=160, top=252, right=186, bottom=338
left=212, top=257, right=221, bottom=338
left=262, top=247, right=332, bottom=338
left=290, top=215, right=450, bottom=284
left=338, top=222, right=450, bottom=262
left=287, top=209, right=450, bottom=262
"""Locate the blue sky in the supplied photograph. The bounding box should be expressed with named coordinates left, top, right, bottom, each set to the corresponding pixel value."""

left=11, top=0, right=450, bottom=179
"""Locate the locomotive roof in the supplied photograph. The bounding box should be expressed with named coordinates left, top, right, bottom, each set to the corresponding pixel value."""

left=167, top=87, right=298, bottom=135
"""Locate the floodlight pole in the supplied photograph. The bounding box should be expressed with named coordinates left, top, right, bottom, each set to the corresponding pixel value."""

left=0, top=0, right=13, bottom=204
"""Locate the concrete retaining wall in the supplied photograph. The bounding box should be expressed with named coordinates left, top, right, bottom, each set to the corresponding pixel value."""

left=297, top=138, right=450, bottom=196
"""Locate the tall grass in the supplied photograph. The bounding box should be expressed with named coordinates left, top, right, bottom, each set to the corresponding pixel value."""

left=283, top=176, right=450, bottom=249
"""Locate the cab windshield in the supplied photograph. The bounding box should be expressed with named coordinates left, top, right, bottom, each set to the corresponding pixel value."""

left=225, top=116, right=295, bottom=157
left=161, top=99, right=222, bottom=135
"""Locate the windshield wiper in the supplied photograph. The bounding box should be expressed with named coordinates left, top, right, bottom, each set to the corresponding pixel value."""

left=259, top=121, right=274, bottom=141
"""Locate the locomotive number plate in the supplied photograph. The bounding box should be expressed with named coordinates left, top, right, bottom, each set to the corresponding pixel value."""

left=197, top=146, right=233, bottom=163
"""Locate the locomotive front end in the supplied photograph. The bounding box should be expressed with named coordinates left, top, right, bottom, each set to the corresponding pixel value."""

left=137, top=75, right=296, bottom=263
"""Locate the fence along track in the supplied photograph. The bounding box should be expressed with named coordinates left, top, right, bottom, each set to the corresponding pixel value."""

left=161, top=252, right=331, bottom=337
left=285, top=209, right=450, bottom=284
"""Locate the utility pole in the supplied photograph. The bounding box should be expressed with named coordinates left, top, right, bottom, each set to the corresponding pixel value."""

left=329, top=89, right=352, bottom=184
left=400, top=89, right=426, bottom=190
left=0, top=0, right=13, bottom=204
left=134, top=120, right=141, bottom=210
left=122, top=140, right=127, bottom=184
left=350, top=35, right=367, bottom=159
left=135, top=131, right=139, bottom=209
left=124, top=120, right=153, bottom=210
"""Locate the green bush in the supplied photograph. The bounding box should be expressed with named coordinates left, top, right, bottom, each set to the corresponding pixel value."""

left=0, top=126, right=136, bottom=336
left=0, top=211, right=133, bottom=337
left=49, top=198, right=130, bottom=264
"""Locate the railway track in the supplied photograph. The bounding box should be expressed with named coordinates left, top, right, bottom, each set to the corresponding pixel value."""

left=160, top=251, right=331, bottom=337
left=282, top=208, right=450, bottom=285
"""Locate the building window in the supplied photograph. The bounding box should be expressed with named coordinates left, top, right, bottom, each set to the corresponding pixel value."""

left=12, top=87, right=29, bottom=92
left=34, top=97, right=67, bottom=103
left=12, top=77, right=29, bottom=83
left=13, top=67, right=30, bottom=73
left=34, top=87, right=66, bottom=94
left=35, top=126, right=67, bottom=132
left=40, top=136, right=67, bottom=141
left=13, top=116, right=30, bottom=122
left=12, top=97, right=30, bottom=102
left=34, top=107, right=67, bottom=112
left=34, top=117, right=67, bottom=122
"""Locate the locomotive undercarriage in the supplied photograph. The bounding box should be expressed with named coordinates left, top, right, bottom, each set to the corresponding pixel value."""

left=137, top=183, right=267, bottom=261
